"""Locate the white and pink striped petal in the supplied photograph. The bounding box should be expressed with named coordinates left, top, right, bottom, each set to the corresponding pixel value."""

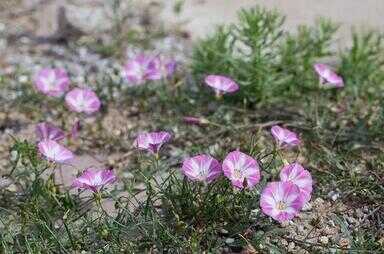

left=280, top=163, right=313, bottom=203
left=72, top=168, right=117, bottom=192
left=34, top=68, right=70, bottom=97
left=133, top=131, right=171, bottom=154
left=204, top=75, right=239, bottom=96
left=123, top=54, right=162, bottom=85
left=181, top=154, right=222, bottom=183
left=38, top=140, right=74, bottom=163
left=65, top=88, right=101, bottom=114
left=271, top=125, right=301, bottom=148
left=314, top=63, right=344, bottom=88
left=35, top=122, right=66, bottom=142
left=260, top=181, right=304, bottom=223
left=222, top=151, right=261, bottom=189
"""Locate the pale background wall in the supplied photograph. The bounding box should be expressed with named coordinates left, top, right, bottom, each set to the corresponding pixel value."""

left=160, top=0, right=384, bottom=47
left=2, top=0, right=384, bottom=48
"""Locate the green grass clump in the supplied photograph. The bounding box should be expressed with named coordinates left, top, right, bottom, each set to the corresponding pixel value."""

left=191, top=7, right=384, bottom=105
left=191, top=7, right=337, bottom=104
left=339, top=32, right=384, bottom=99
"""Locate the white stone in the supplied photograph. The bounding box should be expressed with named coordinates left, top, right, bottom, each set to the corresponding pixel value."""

left=320, top=236, right=329, bottom=245
left=225, top=238, right=235, bottom=244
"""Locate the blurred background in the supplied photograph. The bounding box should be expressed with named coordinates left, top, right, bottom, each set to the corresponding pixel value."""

left=1, top=0, right=383, bottom=47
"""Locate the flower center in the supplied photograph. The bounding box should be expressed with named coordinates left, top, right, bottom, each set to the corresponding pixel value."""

left=276, top=201, right=287, bottom=210
left=44, top=72, right=57, bottom=89
left=233, top=168, right=243, bottom=180
left=323, top=69, right=331, bottom=79
left=198, top=167, right=208, bottom=178
left=77, top=98, right=86, bottom=110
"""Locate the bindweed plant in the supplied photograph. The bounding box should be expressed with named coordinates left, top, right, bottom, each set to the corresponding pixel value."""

left=1, top=118, right=313, bottom=252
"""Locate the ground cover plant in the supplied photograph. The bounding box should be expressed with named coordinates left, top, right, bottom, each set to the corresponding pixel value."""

left=0, top=4, right=384, bottom=253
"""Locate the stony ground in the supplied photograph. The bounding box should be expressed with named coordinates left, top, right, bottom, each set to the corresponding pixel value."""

left=0, top=1, right=383, bottom=253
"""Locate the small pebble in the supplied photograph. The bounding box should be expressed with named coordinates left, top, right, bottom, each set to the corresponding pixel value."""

left=6, top=184, right=17, bottom=192
left=327, top=190, right=340, bottom=201
left=339, top=238, right=350, bottom=248
left=123, top=172, right=134, bottom=179
left=297, top=225, right=305, bottom=235
left=355, top=209, right=364, bottom=218
left=225, top=238, right=234, bottom=244
left=301, top=202, right=312, bottom=211
left=287, top=242, right=295, bottom=251
left=319, top=236, right=329, bottom=245
left=219, top=228, right=229, bottom=235
left=250, top=208, right=259, bottom=219
left=10, top=150, right=18, bottom=161
left=134, top=183, right=146, bottom=191
left=18, top=75, right=28, bottom=83
left=0, top=177, right=13, bottom=188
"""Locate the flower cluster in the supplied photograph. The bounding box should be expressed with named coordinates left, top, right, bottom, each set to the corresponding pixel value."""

left=181, top=151, right=261, bottom=189
left=202, top=65, right=343, bottom=98
left=123, top=54, right=176, bottom=86
left=33, top=67, right=102, bottom=163
left=67, top=131, right=173, bottom=194
left=130, top=111, right=311, bottom=223
left=123, top=71, right=313, bottom=223
left=260, top=163, right=313, bottom=223
left=264, top=126, right=312, bottom=222
left=34, top=68, right=101, bottom=114
left=34, top=122, right=118, bottom=193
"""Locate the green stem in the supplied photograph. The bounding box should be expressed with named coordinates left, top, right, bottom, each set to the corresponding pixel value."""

left=63, top=217, right=76, bottom=249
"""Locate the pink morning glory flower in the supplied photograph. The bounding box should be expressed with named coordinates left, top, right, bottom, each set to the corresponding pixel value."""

left=181, top=154, right=222, bottom=183
left=34, top=68, right=70, bottom=97
left=222, top=151, right=261, bottom=189
left=65, top=88, right=101, bottom=114
left=133, top=131, right=171, bottom=154
left=123, top=54, right=162, bottom=85
left=260, top=181, right=304, bottom=223
left=280, top=163, right=313, bottom=203
left=35, top=122, right=66, bottom=142
left=314, top=63, right=344, bottom=88
left=38, top=140, right=74, bottom=163
left=204, top=75, right=239, bottom=96
left=271, top=125, right=301, bottom=148
left=72, top=168, right=117, bottom=192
